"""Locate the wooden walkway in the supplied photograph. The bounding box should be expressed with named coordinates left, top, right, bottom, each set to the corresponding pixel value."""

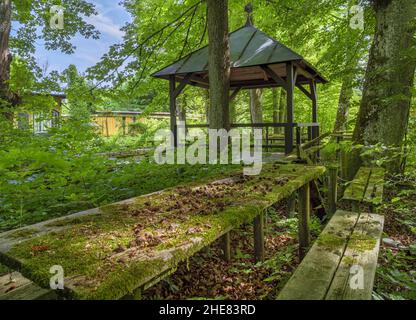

left=0, top=271, right=55, bottom=300
left=277, top=210, right=384, bottom=300
left=277, top=165, right=386, bottom=300
left=0, top=164, right=325, bottom=300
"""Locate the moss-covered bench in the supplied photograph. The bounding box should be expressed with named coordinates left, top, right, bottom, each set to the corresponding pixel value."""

left=0, top=269, right=55, bottom=300
left=0, top=164, right=325, bottom=300
left=342, top=167, right=385, bottom=212
left=277, top=209, right=384, bottom=300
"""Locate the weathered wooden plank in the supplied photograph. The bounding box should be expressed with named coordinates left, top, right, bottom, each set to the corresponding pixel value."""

left=363, top=168, right=385, bottom=206
left=342, top=167, right=372, bottom=202
left=277, top=210, right=359, bottom=300
left=298, top=183, right=311, bottom=259
left=325, top=213, right=384, bottom=300
left=0, top=164, right=326, bottom=300
left=254, top=213, right=265, bottom=262
left=328, top=166, right=338, bottom=216
left=0, top=272, right=55, bottom=300
left=221, top=232, right=231, bottom=262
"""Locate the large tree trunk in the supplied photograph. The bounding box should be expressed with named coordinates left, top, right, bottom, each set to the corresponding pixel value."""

left=207, top=0, right=230, bottom=130
left=0, top=0, right=13, bottom=119
left=349, top=0, right=416, bottom=176
left=249, top=89, right=263, bottom=124
left=204, top=90, right=209, bottom=124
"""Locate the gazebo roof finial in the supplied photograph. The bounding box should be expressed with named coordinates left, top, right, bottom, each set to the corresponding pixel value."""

left=244, top=3, right=254, bottom=27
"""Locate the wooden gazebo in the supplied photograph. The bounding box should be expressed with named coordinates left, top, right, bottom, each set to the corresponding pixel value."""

left=152, top=17, right=327, bottom=154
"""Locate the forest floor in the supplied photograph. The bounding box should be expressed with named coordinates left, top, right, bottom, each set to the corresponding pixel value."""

left=142, top=201, right=322, bottom=300
left=373, top=175, right=416, bottom=300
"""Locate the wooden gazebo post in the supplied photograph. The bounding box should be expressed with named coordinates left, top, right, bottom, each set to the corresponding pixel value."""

left=310, top=80, right=318, bottom=139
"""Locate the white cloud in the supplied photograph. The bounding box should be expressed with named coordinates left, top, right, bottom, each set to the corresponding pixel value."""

left=85, top=13, right=124, bottom=40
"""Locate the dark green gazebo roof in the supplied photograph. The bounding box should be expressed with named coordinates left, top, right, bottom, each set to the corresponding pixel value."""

left=152, top=24, right=327, bottom=90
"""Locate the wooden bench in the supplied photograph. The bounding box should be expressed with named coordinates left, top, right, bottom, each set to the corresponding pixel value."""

left=0, top=270, right=55, bottom=300
left=342, top=167, right=385, bottom=212
left=277, top=209, right=384, bottom=300
left=0, top=164, right=325, bottom=300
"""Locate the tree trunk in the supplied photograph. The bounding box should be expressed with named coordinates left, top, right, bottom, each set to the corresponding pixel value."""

left=204, top=90, right=209, bottom=124
left=250, top=89, right=263, bottom=123
left=207, top=0, right=230, bottom=130
left=272, top=88, right=281, bottom=134
left=349, top=0, right=416, bottom=176
left=0, top=0, right=13, bottom=119
left=178, top=94, right=187, bottom=123
left=278, top=88, right=286, bottom=134
left=333, top=72, right=355, bottom=134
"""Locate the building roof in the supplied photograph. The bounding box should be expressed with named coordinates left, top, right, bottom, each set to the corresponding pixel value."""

left=152, top=24, right=327, bottom=90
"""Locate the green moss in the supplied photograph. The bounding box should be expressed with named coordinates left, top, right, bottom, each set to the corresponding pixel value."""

left=0, top=263, right=10, bottom=276
left=342, top=255, right=355, bottom=265
left=45, top=217, right=87, bottom=228
left=348, top=233, right=377, bottom=252
left=6, top=228, right=38, bottom=239
left=316, top=233, right=345, bottom=251
left=5, top=164, right=326, bottom=299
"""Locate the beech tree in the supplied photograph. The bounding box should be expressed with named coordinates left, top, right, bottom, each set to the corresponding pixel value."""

left=349, top=0, right=416, bottom=175
left=207, top=0, right=230, bottom=130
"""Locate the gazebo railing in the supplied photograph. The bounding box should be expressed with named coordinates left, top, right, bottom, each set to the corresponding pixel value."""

left=183, top=122, right=320, bottom=154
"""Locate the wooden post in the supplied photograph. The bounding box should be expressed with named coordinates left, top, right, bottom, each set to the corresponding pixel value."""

left=298, top=183, right=311, bottom=259
left=221, top=232, right=231, bottom=262
left=169, top=75, right=177, bottom=147
left=296, top=126, right=301, bottom=160
left=266, top=126, right=269, bottom=152
left=351, top=201, right=360, bottom=213
left=328, top=166, right=338, bottom=216
left=288, top=193, right=297, bottom=217
left=285, top=62, right=294, bottom=154
left=254, top=213, right=265, bottom=262
left=122, top=116, right=126, bottom=136
left=310, top=80, right=318, bottom=139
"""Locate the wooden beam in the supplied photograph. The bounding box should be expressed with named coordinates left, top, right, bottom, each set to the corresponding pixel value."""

left=254, top=213, right=265, bottom=262
left=221, top=232, right=231, bottom=262
left=294, top=66, right=299, bottom=84
left=229, top=87, right=241, bottom=102
left=328, top=166, right=338, bottom=217
left=260, top=65, right=288, bottom=90
left=173, top=73, right=193, bottom=98
left=310, top=80, right=318, bottom=139
left=296, top=83, right=312, bottom=100
left=288, top=193, right=297, bottom=217
left=298, top=182, right=311, bottom=260
left=169, top=75, right=177, bottom=147
left=294, top=62, right=316, bottom=80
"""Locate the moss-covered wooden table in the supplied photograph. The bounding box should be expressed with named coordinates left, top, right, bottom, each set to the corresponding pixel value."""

left=0, top=164, right=325, bottom=300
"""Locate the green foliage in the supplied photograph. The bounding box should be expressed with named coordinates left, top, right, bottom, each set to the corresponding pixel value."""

left=0, top=116, right=236, bottom=232
left=10, top=0, right=99, bottom=74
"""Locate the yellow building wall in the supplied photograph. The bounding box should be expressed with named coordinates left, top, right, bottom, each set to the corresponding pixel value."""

left=92, top=116, right=145, bottom=137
